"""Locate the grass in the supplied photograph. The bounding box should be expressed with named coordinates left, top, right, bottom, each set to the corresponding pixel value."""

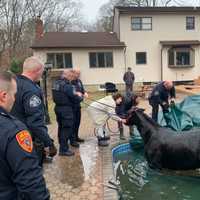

left=47, top=91, right=107, bottom=123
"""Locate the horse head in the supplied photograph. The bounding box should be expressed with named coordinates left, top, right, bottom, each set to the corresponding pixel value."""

left=125, top=106, right=145, bottom=126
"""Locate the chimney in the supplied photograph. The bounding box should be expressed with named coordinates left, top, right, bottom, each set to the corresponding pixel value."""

left=35, top=16, right=43, bottom=40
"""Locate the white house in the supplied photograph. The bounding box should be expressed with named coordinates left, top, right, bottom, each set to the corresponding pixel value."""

left=31, top=7, right=200, bottom=90
left=113, top=6, right=200, bottom=82
left=31, top=17, right=126, bottom=90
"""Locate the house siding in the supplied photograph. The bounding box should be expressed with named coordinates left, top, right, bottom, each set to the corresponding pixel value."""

left=33, top=48, right=125, bottom=86
left=119, top=13, right=200, bottom=82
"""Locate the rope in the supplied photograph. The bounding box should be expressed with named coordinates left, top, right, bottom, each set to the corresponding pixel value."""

left=82, top=101, right=119, bottom=119
left=86, top=96, right=115, bottom=109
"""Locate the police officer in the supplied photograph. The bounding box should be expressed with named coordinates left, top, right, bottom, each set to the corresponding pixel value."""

left=0, top=71, right=50, bottom=200
left=148, top=80, right=176, bottom=123
left=71, top=68, right=88, bottom=143
left=11, top=57, right=57, bottom=166
left=52, top=69, right=83, bottom=156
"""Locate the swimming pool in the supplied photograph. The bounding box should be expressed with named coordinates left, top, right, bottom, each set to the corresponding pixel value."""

left=112, top=143, right=200, bottom=200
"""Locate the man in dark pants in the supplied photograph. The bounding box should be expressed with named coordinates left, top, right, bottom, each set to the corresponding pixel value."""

left=0, top=71, right=50, bottom=200
left=11, top=57, right=57, bottom=166
left=72, top=68, right=88, bottom=143
left=52, top=70, right=83, bottom=156
left=123, top=67, right=135, bottom=93
left=148, top=80, right=176, bottom=123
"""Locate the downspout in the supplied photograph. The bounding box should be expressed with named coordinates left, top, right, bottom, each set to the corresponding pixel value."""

left=161, top=46, right=164, bottom=81
left=123, top=46, right=127, bottom=73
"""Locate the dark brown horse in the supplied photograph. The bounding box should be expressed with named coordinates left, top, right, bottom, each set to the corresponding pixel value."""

left=126, top=107, right=200, bottom=170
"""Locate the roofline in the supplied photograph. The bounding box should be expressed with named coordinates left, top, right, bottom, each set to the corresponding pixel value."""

left=30, top=45, right=126, bottom=49
left=114, top=6, right=200, bottom=14
left=160, top=40, right=200, bottom=46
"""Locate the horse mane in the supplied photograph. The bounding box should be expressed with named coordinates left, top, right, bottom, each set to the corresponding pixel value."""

left=136, top=110, right=161, bottom=128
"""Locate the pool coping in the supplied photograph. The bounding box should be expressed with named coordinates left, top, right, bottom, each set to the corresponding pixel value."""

left=102, top=136, right=131, bottom=200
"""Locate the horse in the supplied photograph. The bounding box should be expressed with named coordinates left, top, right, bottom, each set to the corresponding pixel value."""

left=126, top=107, right=200, bottom=170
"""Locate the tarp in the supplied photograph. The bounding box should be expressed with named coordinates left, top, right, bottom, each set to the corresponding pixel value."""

left=130, top=95, right=200, bottom=149
left=162, top=95, right=200, bottom=131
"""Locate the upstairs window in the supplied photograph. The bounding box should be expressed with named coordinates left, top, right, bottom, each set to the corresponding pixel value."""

left=168, top=48, right=194, bottom=67
left=47, top=53, right=72, bottom=68
left=186, top=16, right=195, bottom=30
left=131, top=17, right=152, bottom=31
left=89, top=52, right=113, bottom=68
left=136, top=52, right=147, bottom=64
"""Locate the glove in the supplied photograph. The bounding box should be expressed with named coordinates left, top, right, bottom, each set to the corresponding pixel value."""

left=48, top=143, right=57, bottom=157
left=162, top=102, right=169, bottom=111
left=170, top=100, right=175, bottom=106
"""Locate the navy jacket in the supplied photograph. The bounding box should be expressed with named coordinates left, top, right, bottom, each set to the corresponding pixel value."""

left=115, top=94, right=135, bottom=118
left=71, top=79, right=85, bottom=108
left=0, top=107, right=49, bottom=200
left=52, top=78, right=83, bottom=107
left=72, top=79, right=85, bottom=95
left=11, top=75, right=52, bottom=147
left=148, top=81, right=176, bottom=105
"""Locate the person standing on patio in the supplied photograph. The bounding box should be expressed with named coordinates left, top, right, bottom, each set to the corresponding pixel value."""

left=123, top=67, right=135, bottom=94
left=71, top=68, right=88, bottom=143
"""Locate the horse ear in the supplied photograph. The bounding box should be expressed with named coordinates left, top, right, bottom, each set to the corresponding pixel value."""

left=137, top=108, right=145, bottom=112
left=128, top=106, right=137, bottom=114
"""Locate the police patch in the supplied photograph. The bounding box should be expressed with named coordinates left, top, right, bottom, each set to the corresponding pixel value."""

left=16, top=130, right=33, bottom=153
left=29, top=95, right=41, bottom=107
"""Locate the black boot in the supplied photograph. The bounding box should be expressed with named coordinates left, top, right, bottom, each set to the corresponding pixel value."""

left=97, top=137, right=109, bottom=147
left=70, top=141, right=80, bottom=148
left=119, top=127, right=126, bottom=140
left=129, top=126, right=134, bottom=136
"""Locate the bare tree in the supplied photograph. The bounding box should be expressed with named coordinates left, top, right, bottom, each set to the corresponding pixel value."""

left=0, top=0, right=84, bottom=66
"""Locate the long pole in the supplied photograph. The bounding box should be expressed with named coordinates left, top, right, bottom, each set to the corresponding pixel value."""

left=43, top=69, right=51, bottom=124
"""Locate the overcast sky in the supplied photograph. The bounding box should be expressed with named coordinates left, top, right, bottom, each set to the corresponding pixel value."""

left=81, top=0, right=109, bottom=22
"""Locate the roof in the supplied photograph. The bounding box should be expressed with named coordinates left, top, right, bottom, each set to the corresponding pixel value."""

left=31, top=32, right=126, bottom=49
left=115, top=6, right=200, bottom=14
left=160, top=40, right=200, bottom=46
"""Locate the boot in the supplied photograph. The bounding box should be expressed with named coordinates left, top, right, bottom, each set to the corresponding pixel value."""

left=97, top=137, right=109, bottom=147
left=129, top=126, right=134, bottom=137
left=119, top=127, right=126, bottom=140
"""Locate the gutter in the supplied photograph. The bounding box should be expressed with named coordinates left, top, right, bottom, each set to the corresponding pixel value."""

left=161, top=47, right=164, bottom=81
left=123, top=46, right=127, bottom=73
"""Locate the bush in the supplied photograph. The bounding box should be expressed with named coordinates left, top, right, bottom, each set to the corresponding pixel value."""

left=10, top=59, right=23, bottom=75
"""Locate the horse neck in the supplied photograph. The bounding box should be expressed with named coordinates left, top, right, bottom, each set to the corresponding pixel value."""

left=134, top=112, right=159, bottom=143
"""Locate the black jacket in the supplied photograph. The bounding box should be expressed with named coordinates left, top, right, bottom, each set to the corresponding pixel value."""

left=0, top=107, right=49, bottom=200
left=148, top=81, right=176, bottom=105
left=11, top=75, right=53, bottom=147
left=52, top=78, right=83, bottom=107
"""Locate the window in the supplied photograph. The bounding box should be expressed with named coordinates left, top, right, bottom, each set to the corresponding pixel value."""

left=47, top=53, right=72, bottom=68
left=186, top=16, right=195, bottom=30
left=131, top=17, right=152, bottom=30
left=89, top=52, right=113, bottom=68
left=136, top=52, right=147, bottom=64
left=168, top=48, right=194, bottom=67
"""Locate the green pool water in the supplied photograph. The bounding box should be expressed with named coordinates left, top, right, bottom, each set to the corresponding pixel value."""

left=114, top=148, right=200, bottom=200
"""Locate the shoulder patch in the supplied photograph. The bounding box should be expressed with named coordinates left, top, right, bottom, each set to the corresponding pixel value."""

left=16, top=131, right=33, bottom=153
left=29, top=95, right=41, bottom=107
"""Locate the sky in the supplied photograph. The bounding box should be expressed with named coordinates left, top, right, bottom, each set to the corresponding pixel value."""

left=81, top=0, right=109, bottom=22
